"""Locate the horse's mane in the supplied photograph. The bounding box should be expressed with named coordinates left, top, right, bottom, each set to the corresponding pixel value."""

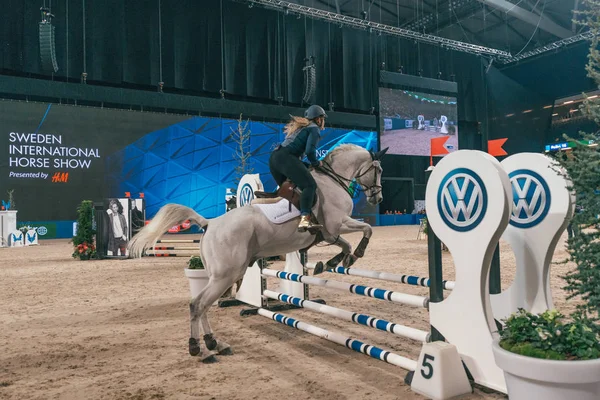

left=323, top=144, right=364, bottom=163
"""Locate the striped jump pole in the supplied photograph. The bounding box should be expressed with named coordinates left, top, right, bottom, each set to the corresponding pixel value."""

left=306, top=263, right=455, bottom=291
left=149, top=246, right=199, bottom=251
left=262, top=269, right=429, bottom=309
left=145, top=253, right=198, bottom=257
left=264, top=290, right=430, bottom=342
left=155, top=239, right=200, bottom=244
left=258, top=309, right=418, bottom=371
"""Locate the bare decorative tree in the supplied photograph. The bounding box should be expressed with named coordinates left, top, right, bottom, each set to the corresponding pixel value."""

left=231, top=113, right=254, bottom=191
left=6, top=189, right=15, bottom=210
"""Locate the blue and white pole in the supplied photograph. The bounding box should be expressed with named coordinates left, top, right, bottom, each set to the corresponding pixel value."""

left=258, top=308, right=418, bottom=371
left=262, top=269, right=429, bottom=309
left=306, top=263, right=455, bottom=291
left=264, top=290, right=430, bottom=342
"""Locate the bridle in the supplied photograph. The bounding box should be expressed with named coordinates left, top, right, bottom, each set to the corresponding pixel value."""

left=318, top=152, right=383, bottom=202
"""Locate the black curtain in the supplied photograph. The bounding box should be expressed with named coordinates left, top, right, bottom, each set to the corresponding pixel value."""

left=485, top=65, right=555, bottom=153
left=0, top=0, right=472, bottom=114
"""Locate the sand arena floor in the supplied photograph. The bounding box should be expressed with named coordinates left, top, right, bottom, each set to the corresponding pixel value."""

left=0, top=226, right=576, bottom=400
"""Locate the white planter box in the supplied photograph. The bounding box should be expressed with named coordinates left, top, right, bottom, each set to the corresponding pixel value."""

left=184, top=268, right=216, bottom=305
left=492, top=338, right=600, bottom=400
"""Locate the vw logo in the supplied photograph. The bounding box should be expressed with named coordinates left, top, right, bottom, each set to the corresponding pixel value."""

left=509, top=169, right=551, bottom=228
left=437, top=168, right=487, bottom=232
left=37, top=226, right=48, bottom=236
left=239, top=183, right=255, bottom=207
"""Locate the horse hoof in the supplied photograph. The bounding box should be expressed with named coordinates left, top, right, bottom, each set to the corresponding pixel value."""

left=313, top=261, right=324, bottom=275
left=189, top=338, right=201, bottom=356
left=201, top=354, right=218, bottom=364
left=218, top=347, right=233, bottom=356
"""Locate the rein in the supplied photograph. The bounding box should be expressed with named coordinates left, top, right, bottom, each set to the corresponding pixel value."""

left=317, top=158, right=382, bottom=200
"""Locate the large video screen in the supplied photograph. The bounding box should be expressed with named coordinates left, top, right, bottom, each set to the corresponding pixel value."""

left=0, top=99, right=378, bottom=224
left=379, top=88, right=458, bottom=156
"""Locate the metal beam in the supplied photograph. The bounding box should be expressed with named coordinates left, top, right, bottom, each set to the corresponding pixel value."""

left=475, top=0, right=572, bottom=38
left=246, top=0, right=512, bottom=57
left=334, top=0, right=340, bottom=14
left=485, top=9, right=529, bottom=43
left=370, top=0, right=400, bottom=21
left=572, top=0, right=580, bottom=33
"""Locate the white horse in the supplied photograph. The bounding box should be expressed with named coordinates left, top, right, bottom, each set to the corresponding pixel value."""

left=128, top=144, right=387, bottom=362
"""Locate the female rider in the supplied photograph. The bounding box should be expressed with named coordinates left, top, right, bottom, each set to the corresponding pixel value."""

left=269, top=104, right=327, bottom=232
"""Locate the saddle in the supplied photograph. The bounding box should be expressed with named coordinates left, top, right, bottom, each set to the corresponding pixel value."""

left=253, top=180, right=317, bottom=211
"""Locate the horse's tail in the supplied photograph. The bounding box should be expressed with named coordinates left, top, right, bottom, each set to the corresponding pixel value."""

left=127, top=203, right=209, bottom=259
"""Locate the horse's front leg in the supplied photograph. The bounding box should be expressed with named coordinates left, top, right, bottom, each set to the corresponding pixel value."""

left=313, top=234, right=353, bottom=275
left=339, top=215, right=373, bottom=263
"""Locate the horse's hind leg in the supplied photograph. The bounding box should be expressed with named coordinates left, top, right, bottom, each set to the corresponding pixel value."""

left=189, top=277, right=235, bottom=362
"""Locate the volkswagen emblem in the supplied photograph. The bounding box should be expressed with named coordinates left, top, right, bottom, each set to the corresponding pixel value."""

left=509, top=169, right=551, bottom=228
left=239, top=183, right=255, bottom=207
left=437, top=168, right=488, bottom=232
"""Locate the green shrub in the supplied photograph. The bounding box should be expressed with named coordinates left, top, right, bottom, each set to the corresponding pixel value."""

left=72, top=200, right=97, bottom=260
left=499, top=309, right=600, bottom=360
left=187, top=255, right=205, bottom=270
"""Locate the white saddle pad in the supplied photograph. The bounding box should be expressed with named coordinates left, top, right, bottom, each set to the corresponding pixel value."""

left=252, top=198, right=301, bottom=224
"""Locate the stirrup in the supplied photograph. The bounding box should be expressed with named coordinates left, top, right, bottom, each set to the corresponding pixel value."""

left=298, top=215, right=323, bottom=232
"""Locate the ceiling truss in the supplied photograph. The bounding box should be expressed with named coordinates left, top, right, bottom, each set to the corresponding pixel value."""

left=242, top=0, right=591, bottom=64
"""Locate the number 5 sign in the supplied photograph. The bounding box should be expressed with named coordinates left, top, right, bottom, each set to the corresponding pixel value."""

left=409, top=342, right=472, bottom=399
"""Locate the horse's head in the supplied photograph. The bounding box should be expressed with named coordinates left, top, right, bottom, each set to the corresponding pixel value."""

left=322, top=145, right=388, bottom=205
left=358, top=147, right=387, bottom=205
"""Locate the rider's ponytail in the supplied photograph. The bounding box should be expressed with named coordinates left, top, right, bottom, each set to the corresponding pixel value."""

left=284, top=115, right=310, bottom=136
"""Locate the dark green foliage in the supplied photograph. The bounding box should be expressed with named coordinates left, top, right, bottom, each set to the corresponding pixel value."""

left=499, top=309, right=600, bottom=360
left=501, top=2, right=600, bottom=360
left=187, top=255, right=205, bottom=270
left=551, top=0, right=600, bottom=319
left=72, top=200, right=96, bottom=260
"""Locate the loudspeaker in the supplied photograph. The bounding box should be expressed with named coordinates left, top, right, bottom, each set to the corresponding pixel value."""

left=39, top=22, right=59, bottom=73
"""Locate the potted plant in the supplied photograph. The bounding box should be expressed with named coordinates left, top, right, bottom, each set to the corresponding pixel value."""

left=492, top=5, right=600, bottom=397
left=184, top=255, right=210, bottom=300
left=72, top=200, right=97, bottom=260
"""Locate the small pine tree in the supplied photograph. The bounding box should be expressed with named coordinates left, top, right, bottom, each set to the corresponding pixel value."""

left=7, top=189, right=15, bottom=210
left=554, top=0, right=600, bottom=319
left=72, top=200, right=97, bottom=260
left=231, top=113, right=254, bottom=190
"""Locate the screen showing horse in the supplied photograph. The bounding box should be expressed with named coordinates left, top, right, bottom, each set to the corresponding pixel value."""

left=379, top=88, right=459, bottom=156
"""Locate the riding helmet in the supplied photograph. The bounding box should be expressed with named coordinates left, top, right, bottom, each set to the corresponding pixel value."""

left=304, top=104, right=328, bottom=120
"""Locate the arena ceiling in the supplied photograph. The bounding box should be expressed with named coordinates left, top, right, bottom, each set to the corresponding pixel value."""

left=250, top=0, right=591, bottom=63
